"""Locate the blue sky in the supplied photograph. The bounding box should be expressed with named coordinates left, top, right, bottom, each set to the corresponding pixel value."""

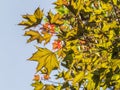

left=0, top=0, right=55, bottom=90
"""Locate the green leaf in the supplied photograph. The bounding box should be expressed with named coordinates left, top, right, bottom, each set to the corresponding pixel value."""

left=29, top=46, right=59, bottom=74
left=56, top=6, right=69, bottom=15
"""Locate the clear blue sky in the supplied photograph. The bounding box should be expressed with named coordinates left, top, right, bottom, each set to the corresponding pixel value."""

left=0, top=0, right=55, bottom=90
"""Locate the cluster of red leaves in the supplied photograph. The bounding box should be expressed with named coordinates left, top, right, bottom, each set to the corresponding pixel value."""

left=52, top=40, right=62, bottom=50
left=33, top=74, right=50, bottom=81
left=40, top=23, right=55, bottom=35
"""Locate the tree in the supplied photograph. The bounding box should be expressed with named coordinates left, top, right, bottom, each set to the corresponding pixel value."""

left=19, top=0, right=120, bottom=90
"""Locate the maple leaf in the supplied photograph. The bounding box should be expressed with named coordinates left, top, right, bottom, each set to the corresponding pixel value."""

left=43, top=32, right=52, bottom=45
left=44, top=85, right=55, bottom=90
left=53, top=0, right=68, bottom=6
left=47, top=11, right=63, bottom=25
left=73, top=71, right=84, bottom=85
left=24, top=30, right=43, bottom=43
left=29, top=46, right=59, bottom=74
left=31, top=81, right=44, bottom=90
left=19, top=7, right=43, bottom=29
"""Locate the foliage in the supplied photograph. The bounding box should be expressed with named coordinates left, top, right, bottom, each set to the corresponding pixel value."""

left=19, top=0, right=120, bottom=90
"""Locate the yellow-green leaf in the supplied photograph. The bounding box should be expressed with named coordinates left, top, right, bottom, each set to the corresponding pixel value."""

left=19, top=7, right=43, bottom=29
left=111, top=74, right=120, bottom=80
left=113, top=0, right=117, bottom=5
left=64, top=70, right=72, bottom=80
left=22, top=15, right=37, bottom=23
left=86, top=80, right=95, bottom=90
left=73, top=71, right=84, bottom=85
left=43, top=32, right=52, bottom=45
left=29, top=46, right=59, bottom=74
left=48, top=11, right=63, bottom=25
left=44, top=85, right=55, bottom=90
left=18, top=21, right=33, bottom=27
left=70, top=0, right=83, bottom=15
left=53, top=0, right=64, bottom=6
left=57, top=49, right=66, bottom=58
left=34, top=7, right=44, bottom=20
left=31, top=81, right=44, bottom=90
left=24, top=30, right=43, bottom=43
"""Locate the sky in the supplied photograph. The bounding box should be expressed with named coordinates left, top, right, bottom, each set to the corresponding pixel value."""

left=0, top=0, right=55, bottom=90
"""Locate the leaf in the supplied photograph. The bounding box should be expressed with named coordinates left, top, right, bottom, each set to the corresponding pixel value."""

left=43, top=32, right=52, bottom=45
left=86, top=80, right=95, bottom=90
left=100, top=2, right=112, bottom=11
left=31, top=81, right=44, bottom=90
left=57, top=49, right=66, bottom=58
left=102, top=21, right=110, bottom=32
left=112, top=0, right=117, bottom=5
left=70, top=0, right=84, bottom=15
left=111, top=74, right=120, bottom=80
left=34, top=7, right=43, bottom=20
left=44, top=85, right=55, bottom=90
left=54, top=0, right=68, bottom=6
left=73, top=71, right=84, bottom=85
left=56, top=6, right=69, bottom=15
left=47, top=11, right=63, bottom=25
left=19, top=7, right=43, bottom=29
left=24, top=30, right=43, bottom=43
left=56, top=85, right=62, bottom=90
left=29, top=46, right=59, bottom=74
left=22, top=15, right=37, bottom=23
left=64, top=70, right=72, bottom=80
left=54, top=0, right=64, bottom=6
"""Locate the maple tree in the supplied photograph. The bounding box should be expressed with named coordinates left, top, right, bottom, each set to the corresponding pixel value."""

left=19, top=0, right=120, bottom=90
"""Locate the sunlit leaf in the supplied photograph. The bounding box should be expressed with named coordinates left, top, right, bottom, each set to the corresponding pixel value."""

left=24, top=30, right=43, bottom=43
left=19, top=7, right=43, bottom=29
left=29, top=46, right=59, bottom=74
left=73, top=71, right=84, bottom=85
left=70, top=0, right=84, bottom=15
left=22, top=15, right=37, bottom=23
left=112, top=0, right=117, bottom=5
left=64, top=70, right=72, bottom=80
left=47, top=11, right=63, bottom=25
left=44, top=85, right=56, bottom=90
left=31, top=81, right=44, bottom=90
left=57, top=48, right=66, bottom=58
left=111, top=74, right=120, bottom=80
left=54, top=0, right=62, bottom=6
left=43, top=32, right=52, bottom=45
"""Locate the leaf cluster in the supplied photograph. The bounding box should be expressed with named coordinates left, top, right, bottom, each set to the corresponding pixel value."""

left=19, top=0, right=120, bottom=90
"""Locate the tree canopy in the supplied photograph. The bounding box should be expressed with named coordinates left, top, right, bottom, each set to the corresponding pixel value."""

left=19, top=0, right=120, bottom=90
